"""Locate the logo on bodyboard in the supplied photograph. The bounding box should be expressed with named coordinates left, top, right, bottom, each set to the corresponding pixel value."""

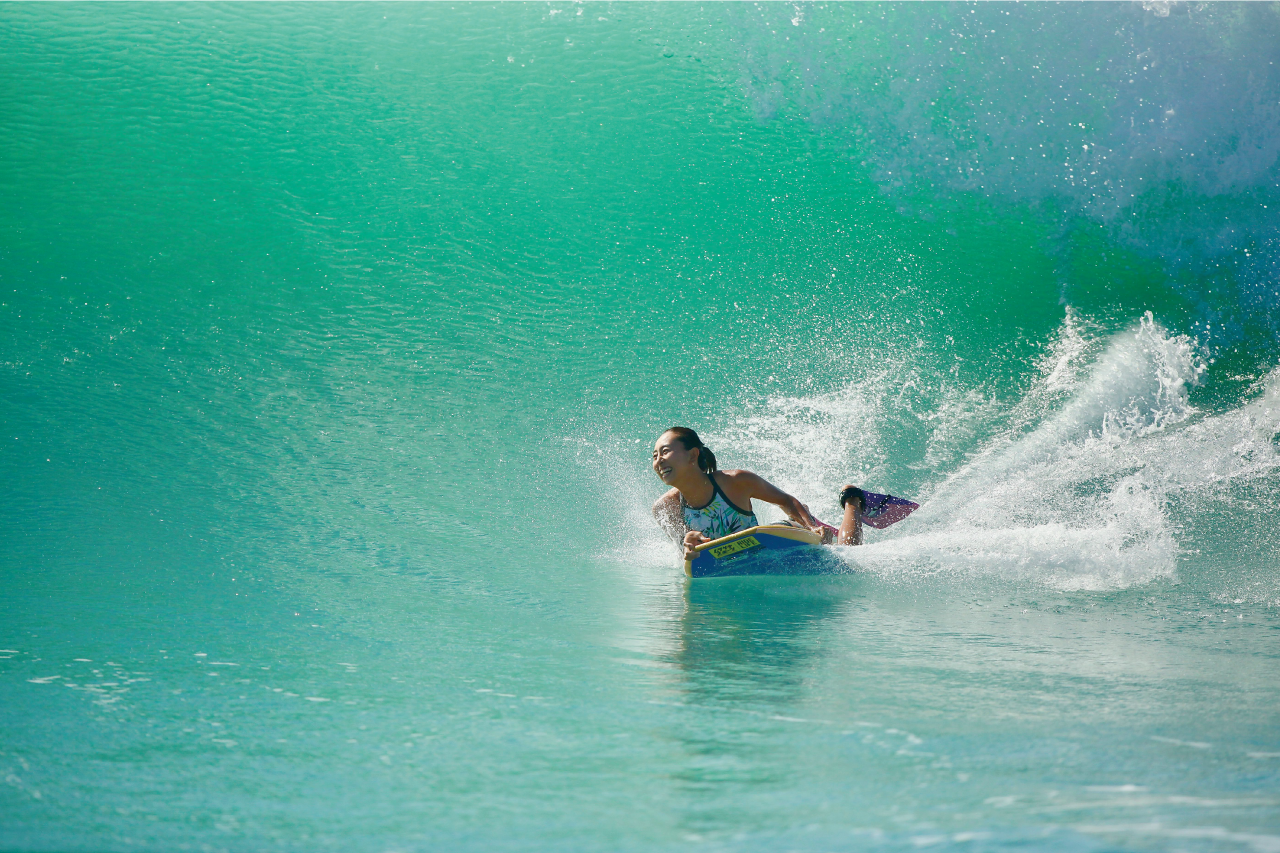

left=709, top=536, right=763, bottom=560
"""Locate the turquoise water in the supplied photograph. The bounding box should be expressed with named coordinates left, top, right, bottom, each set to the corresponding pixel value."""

left=2, top=4, right=1279, bottom=851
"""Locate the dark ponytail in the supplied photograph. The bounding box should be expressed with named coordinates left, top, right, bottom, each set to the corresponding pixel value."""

left=664, top=426, right=718, bottom=472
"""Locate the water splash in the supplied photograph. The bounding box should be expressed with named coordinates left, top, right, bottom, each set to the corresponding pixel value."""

left=851, top=314, right=1280, bottom=590
left=708, top=381, right=889, bottom=524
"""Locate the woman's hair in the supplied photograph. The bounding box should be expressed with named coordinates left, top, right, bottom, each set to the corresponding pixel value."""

left=663, top=426, right=718, bottom=472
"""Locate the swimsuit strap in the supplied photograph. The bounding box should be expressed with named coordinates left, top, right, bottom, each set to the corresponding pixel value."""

left=681, top=472, right=752, bottom=517
left=707, top=472, right=755, bottom=518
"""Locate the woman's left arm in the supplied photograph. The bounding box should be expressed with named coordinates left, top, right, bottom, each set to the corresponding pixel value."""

left=735, top=471, right=821, bottom=529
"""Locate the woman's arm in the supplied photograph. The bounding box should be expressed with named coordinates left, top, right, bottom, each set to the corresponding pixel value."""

left=653, top=491, right=711, bottom=561
left=652, top=490, right=688, bottom=543
left=730, top=471, right=821, bottom=529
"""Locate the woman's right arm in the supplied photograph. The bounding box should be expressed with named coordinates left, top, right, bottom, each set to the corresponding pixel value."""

left=652, top=490, right=686, bottom=544
left=653, top=491, right=710, bottom=560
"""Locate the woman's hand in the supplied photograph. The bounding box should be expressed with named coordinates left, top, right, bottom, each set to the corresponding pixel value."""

left=683, top=530, right=710, bottom=561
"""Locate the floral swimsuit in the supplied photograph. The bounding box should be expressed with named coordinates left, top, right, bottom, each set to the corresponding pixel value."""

left=681, top=474, right=758, bottom=540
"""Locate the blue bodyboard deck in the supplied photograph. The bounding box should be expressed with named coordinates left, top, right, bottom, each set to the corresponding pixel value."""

left=684, top=525, right=836, bottom=579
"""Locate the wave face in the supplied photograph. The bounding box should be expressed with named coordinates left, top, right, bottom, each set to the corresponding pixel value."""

left=732, top=3, right=1280, bottom=341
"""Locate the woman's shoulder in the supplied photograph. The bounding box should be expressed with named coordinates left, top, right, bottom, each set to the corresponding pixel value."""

left=712, top=469, right=763, bottom=499
left=713, top=469, right=758, bottom=484
left=652, top=488, right=681, bottom=512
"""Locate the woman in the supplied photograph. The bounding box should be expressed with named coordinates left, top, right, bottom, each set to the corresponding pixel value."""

left=651, top=426, right=864, bottom=561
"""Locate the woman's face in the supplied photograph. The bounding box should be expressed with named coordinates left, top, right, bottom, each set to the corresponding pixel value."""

left=652, top=432, right=698, bottom=485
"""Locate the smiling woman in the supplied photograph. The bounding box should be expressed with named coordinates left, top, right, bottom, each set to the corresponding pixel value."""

left=650, top=426, right=864, bottom=558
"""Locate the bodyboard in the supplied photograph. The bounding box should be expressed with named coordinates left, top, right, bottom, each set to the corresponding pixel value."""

left=684, top=525, right=831, bottom=579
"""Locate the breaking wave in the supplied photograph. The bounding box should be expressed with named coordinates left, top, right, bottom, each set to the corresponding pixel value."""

left=730, top=3, right=1280, bottom=342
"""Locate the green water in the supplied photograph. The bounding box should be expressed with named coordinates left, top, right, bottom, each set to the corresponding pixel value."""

left=3, top=4, right=1279, bottom=852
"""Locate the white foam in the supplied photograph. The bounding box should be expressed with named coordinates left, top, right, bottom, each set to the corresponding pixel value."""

left=846, top=314, right=1280, bottom=589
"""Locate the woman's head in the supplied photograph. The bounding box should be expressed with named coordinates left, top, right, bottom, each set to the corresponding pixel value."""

left=652, top=427, right=718, bottom=484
